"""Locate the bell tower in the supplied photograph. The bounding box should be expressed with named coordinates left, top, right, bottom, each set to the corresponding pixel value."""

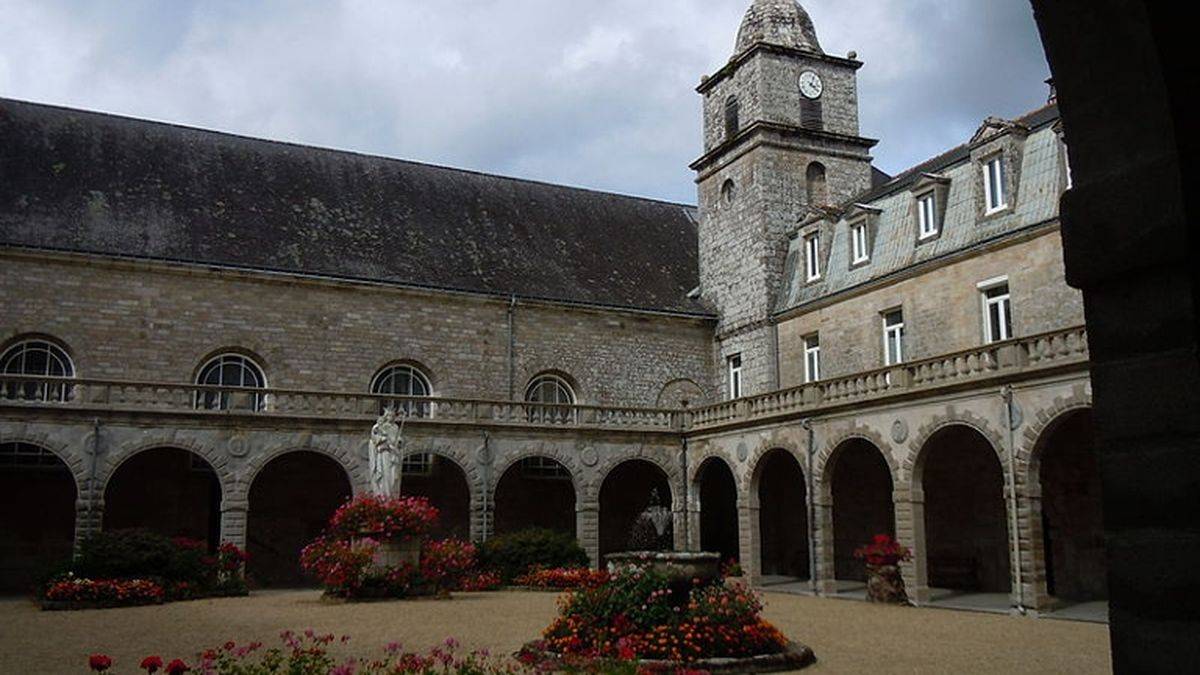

left=692, top=0, right=876, bottom=398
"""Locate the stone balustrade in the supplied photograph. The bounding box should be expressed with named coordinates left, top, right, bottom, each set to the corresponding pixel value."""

left=1, top=326, right=1088, bottom=435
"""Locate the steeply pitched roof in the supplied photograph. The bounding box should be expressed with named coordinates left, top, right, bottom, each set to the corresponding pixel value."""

left=0, top=98, right=710, bottom=316
left=851, top=104, right=1060, bottom=205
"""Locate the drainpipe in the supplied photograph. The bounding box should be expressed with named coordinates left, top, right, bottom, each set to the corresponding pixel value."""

left=680, top=434, right=690, bottom=551
left=1002, top=386, right=1027, bottom=614
left=480, top=431, right=492, bottom=543
left=506, top=296, right=517, bottom=399
left=84, top=418, right=102, bottom=549
left=802, top=418, right=817, bottom=595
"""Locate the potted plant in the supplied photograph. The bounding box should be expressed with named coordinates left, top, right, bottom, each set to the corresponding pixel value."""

left=853, top=534, right=911, bottom=605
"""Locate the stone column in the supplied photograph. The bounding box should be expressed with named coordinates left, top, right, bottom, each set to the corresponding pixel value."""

left=895, top=487, right=929, bottom=604
left=811, top=493, right=837, bottom=596
left=576, top=500, right=600, bottom=568
left=686, top=479, right=702, bottom=552
left=738, top=500, right=761, bottom=585
left=1017, top=485, right=1050, bottom=611
left=220, top=499, right=249, bottom=550
left=672, top=507, right=687, bottom=552
left=74, top=497, right=103, bottom=551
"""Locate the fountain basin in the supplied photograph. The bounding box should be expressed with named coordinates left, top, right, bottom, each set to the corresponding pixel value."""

left=605, top=551, right=722, bottom=584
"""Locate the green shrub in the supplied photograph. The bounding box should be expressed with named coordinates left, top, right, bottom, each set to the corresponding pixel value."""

left=73, top=529, right=180, bottom=580
left=479, top=528, right=589, bottom=581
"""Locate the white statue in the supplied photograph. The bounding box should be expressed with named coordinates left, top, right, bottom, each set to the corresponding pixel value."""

left=369, top=407, right=404, bottom=497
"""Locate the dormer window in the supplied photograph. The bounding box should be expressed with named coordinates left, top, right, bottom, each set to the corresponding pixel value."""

left=917, top=192, right=938, bottom=239
left=850, top=221, right=870, bottom=265
left=983, top=155, right=1008, bottom=214
left=804, top=233, right=821, bottom=281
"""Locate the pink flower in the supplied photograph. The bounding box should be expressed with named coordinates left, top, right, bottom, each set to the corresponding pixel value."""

left=140, top=655, right=164, bottom=673
left=88, top=654, right=113, bottom=672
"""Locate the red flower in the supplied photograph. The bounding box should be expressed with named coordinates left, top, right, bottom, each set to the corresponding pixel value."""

left=165, top=658, right=190, bottom=674
left=140, top=655, right=164, bottom=673
left=88, top=654, right=113, bottom=671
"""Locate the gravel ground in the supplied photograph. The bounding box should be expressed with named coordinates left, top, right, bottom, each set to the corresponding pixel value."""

left=0, top=590, right=1110, bottom=674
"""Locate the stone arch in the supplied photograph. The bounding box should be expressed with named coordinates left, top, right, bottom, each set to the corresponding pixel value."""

left=902, top=410, right=1006, bottom=489
left=101, top=442, right=226, bottom=548
left=813, top=429, right=899, bottom=590
left=907, top=417, right=1012, bottom=598
left=597, top=456, right=677, bottom=558
left=814, top=424, right=898, bottom=492
left=657, top=378, right=707, bottom=409
left=749, top=445, right=810, bottom=581
left=745, top=443, right=807, bottom=506
left=242, top=442, right=364, bottom=502
left=493, top=447, right=583, bottom=496
left=492, top=450, right=580, bottom=537
left=591, top=450, right=682, bottom=508
left=0, top=428, right=86, bottom=496
left=245, top=449, right=354, bottom=587
left=1016, top=391, right=1094, bottom=487
left=0, top=437, right=81, bottom=591
left=1017, top=401, right=1104, bottom=609
left=101, top=437, right=233, bottom=501
left=399, top=447, right=478, bottom=540
left=692, top=455, right=740, bottom=563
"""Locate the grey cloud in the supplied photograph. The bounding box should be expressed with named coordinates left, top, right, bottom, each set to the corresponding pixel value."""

left=0, top=0, right=1049, bottom=203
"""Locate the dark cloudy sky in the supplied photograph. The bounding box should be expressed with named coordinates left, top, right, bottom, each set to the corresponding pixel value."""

left=0, top=0, right=1050, bottom=204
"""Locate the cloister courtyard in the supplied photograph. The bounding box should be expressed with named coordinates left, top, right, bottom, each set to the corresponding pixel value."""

left=0, top=589, right=1110, bottom=674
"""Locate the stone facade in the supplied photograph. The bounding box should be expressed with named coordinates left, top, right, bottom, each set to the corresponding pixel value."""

left=1, top=0, right=1104, bottom=618
left=0, top=251, right=714, bottom=407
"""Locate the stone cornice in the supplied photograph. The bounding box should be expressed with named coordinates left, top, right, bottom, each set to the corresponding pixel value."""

left=691, top=121, right=878, bottom=175
left=697, top=43, right=863, bottom=95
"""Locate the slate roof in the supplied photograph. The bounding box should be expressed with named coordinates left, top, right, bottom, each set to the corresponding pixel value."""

left=0, top=97, right=711, bottom=316
left=776, top=103, right=1064, bottom=313
left=851, top=104, right=1061, bottom=205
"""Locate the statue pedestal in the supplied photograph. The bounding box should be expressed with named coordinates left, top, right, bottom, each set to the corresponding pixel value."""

left=360, top=536, right=421, bottom=569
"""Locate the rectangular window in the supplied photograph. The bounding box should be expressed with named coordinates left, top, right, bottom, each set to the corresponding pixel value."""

left=727, top=354, right=742, bottom=400
left=804, top=234, right=821, bottom=281
left=883, top=310, right=905, bottom=366
left=917, top=192, right=938, bottom=239
left=851, top=222, right=869, bottom=264
left=983, top=155, right=1008, bottom=214
left=402, top=453, right=434, bottom=476
left=803, top=335, right=821, bottom=383
left=982, top=282, right=1013, bottom=343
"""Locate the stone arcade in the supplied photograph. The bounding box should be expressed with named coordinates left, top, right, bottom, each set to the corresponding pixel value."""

left=1, top=1, right=1103, bottom=616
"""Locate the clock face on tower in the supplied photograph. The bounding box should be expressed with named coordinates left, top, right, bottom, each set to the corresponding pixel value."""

left=799, top=70, right=824, bottom=100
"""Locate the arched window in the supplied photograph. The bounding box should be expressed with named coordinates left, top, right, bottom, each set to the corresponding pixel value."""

left=724, top=96, right=740, bottom=140
left=525, top=374, right=576, bottom=424
left=806, top=162, right=828, bottom=206
left=194, top=353, right=267, bottom=411
left=371, top=363, right=433, bottom=417
left=1, top=338, right=75, bottom=402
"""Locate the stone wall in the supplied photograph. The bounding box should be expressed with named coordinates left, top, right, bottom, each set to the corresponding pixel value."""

left=777, top=228, right=1084, bottom=386
left=0, top=252, right=714, bottom=408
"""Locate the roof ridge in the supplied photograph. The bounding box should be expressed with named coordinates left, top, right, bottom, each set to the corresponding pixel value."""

left=843, top=102, right=1061, bottom=209
left=0, top=96, right=697, bottom=210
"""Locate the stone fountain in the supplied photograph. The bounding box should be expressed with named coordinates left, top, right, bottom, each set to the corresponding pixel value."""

left=605, top=488, right=721, bottom=584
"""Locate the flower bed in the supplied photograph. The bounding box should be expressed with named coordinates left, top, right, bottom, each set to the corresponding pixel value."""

left=44, top=577, right=164, bottom=610
left=518, top=564, right=814, bottom=672
left=512, top=566, right=610, bottom=590
left=301, top=495, right=499, bottom=600
left=84, top=631, right=527, bottom=674
left=42, top=533, right=249, bottom=611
